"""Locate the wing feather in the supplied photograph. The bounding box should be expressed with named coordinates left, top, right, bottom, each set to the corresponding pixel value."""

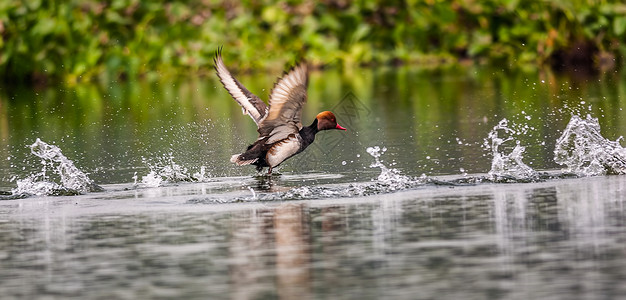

left=259, top=63, right=308, bottom=144
left=214, top=47, right=268, bottom=126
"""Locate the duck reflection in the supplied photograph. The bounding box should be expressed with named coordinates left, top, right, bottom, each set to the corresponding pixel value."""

left=274, top=203, right=311, bottom=300
left=228, top=203, right=314, bottom=300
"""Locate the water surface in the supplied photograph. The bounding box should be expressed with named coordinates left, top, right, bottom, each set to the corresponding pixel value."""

left=0, top=66, right=625, bottom=299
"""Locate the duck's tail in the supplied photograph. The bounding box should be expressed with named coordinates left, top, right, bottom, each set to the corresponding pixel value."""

left=230, top=154, right=258, bottom=166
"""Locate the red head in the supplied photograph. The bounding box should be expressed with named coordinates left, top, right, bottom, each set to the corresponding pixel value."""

left=316, top=111, right=347, bottom=131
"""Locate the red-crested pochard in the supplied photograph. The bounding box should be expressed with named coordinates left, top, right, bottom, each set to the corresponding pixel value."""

left=214, top=47, right=346, bottom=174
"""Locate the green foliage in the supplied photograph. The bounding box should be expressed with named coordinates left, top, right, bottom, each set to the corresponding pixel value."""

left=0, top=0, right=625, bottom=84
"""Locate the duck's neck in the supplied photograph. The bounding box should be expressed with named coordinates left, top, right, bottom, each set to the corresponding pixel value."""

left=299, top=119, right=319, bottom=148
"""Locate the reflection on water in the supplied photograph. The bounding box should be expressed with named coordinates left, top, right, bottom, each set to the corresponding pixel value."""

left=0, top=176, right=625, bottom=298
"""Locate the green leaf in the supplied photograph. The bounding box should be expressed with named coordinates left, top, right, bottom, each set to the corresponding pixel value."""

left=468, top=31, right=492, bottom=56
left=351, top=24, right=370, bottom=43
left=614, top=16, right=626, bottom=36
left=31, top=18, right=56, bottom=36
left=105, top=11, right=128, bottom=24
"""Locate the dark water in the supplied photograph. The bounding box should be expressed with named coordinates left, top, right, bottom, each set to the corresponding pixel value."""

left=1, top=176, right=625, bottom=299
left=0, top=66, right=625, bottom=299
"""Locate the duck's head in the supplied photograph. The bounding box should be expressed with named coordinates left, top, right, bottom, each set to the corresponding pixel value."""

left=316, top=111, right=347, bottom=131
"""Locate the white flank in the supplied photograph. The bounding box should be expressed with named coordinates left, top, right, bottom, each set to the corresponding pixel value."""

left=266, top=135, right=301, bottom=167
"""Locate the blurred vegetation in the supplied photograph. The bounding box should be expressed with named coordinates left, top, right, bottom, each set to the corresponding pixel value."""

left=1, top=0, right=625, bottom=84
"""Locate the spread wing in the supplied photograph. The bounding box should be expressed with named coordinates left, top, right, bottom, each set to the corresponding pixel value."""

left=258, top=63, right=308, bottom=144
left=214, top=47, right=268, bottom=126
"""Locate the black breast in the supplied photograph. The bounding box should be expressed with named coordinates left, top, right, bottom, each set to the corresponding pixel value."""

left=298, top=125, right=317, bottom=152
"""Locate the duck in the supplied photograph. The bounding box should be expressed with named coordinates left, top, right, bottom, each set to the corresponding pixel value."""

left=214, top=47, right=346, bottom=175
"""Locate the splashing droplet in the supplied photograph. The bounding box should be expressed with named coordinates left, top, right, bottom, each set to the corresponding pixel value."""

left=139, top=154, right=211, bottom=187
left=554, top=115, right=626, bottom=176
left=12, top=139, right=99, bottom=196
left=366, top=146, right=419, bottom=190
left=484, top=119, right=537, bottom=180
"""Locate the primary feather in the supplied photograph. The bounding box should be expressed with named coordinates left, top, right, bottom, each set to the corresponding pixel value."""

left=213, top=47, right=268, bottom=126
left=259, top=64, right=309, bottom=144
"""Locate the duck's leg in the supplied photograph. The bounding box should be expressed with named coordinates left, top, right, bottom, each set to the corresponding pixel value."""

left=267, top=167, right=273, bottom=175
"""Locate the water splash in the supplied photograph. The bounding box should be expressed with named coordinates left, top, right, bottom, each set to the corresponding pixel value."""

left=138, top=153, right=209, bottom=187
left=484, top=119, right=538, bottom=181
left=282, top=145, right=425, bottom=198
left=193, top=166, right=209, bottom=182
left=189, top=146, right=427, bottom=203
left=11, top=139, right=101, bottom=196
left=140, top=170, right=164, bottom=188
left=366, top=146, right=416, bottom=190
left=554, top=115, right=626, bottom=176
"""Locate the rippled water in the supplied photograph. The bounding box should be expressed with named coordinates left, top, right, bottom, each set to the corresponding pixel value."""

left=1, top=174, right=625, bottom=299
left=1, top=66, right=626, bottom=298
